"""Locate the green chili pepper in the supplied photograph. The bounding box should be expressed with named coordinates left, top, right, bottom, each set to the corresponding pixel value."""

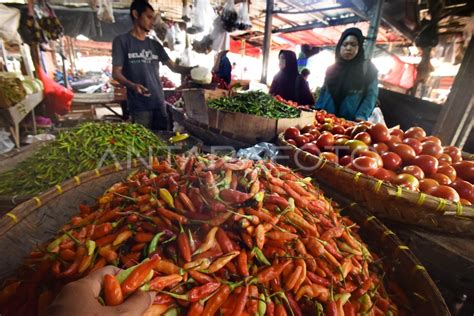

left=148, top=232, right=165, bottom=255
left=251, top=247, right=271, bottom=266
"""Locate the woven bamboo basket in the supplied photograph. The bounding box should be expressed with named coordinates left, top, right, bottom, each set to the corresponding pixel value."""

left=0, top=159, right=449, bottom=314
left=278, top=133, right=474, bottom=237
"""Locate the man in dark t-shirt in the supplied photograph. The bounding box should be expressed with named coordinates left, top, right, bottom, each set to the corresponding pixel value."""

left=112, top=0, right=192, bottom=130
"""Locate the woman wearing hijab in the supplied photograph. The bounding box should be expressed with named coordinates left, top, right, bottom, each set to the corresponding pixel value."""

left=315, top=28, right=378, bottom=121
left=270, top=50, right=315, bottom=105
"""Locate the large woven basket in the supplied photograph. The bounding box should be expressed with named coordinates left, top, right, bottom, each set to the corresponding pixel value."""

left=278, top=133, right=474, bottom=237
left=0, top=160, right=449, bottom=314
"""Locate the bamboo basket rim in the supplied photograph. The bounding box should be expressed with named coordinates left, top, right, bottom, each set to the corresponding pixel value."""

left=0, top=156, right=449, bottom=314
left=278, top=133, right=474, bottom=219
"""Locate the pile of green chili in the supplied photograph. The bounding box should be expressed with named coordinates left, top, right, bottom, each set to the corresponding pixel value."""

left=207, top=91, right=300, bottom=119
left=0, top=122, right=166, bottom=196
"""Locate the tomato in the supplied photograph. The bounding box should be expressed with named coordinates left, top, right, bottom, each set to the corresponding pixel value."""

left=332, top=125, right=346, bottom=135
left=350, top=124, right=369, bottom=138
left=402, top=138, right=423, bottom=155
left=309, top=128, right=321, bottom=137
left=452, top=161, right=474, bottom=183
left=339, top=155, right=352, bottom=166
left=437, top=153, right=453, bottom=165
left=286, top=139, right=297, bottom=146
left=381, top=152, right=402, bottom=171
left=300, top=124, right=315, bottom=134
left=437, top=165, right=457, bottom=182
left=373, top=168, right=396, bottom=182
left=320, top=152, right=339, bottom=164
left=320, top=123, right=333, bottom=132
left=423, top=136, right=442, bottom=146
left=450, top=179, right=474, bottom=203
left=428, top=185, right=460, bottom=202
left=402, top=165, right=425, bottom=180
left=429, top=173, right=452, bottom=185
left=285, top=127, right=300, bottom=140
left=391, top=174, right=420, bottom=191
left=419, top=178, right=439, bottom=193
left=354, top=132, right=372, bottom=145
left=404, top=127, right=426, bottom=140
left=346, top=140, right=368, bottom=154
left=345, top=126, right=355, bottom=137
left=373, top=142, right=389, bottom=155
left=443, top=146, right=462, bottom=163
left=421, top=141, right=443, bottom=158
left=368, top=123, right=390, bottom=143
left=352, top=157, right=379, bottom=176
left=301, top=142, right=320, bottom=156
left=295, top=135, right=309, bottom=147
left=302, top=133, right=315, bottom=142
left=412, top=155, right=439, bottom=176
left=357, top=150, right=383, bottom=168
left=316, top=132, right=335, bottom=151
left=389, top=127, right=404, bottom=139
left=392, top=144, right=416, bottom=164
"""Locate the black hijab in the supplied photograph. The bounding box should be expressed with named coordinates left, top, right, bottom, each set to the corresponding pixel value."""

left=325, top=28, right=378, bottom=112
left=270, top=50, right=299, bottom=101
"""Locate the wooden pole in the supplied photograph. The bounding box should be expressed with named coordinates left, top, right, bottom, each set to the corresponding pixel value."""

left=432, top=38, right=474, bottom=148
left=365, top=0, right=384, bottom=59
left=260, top=0, right=273, bottom=84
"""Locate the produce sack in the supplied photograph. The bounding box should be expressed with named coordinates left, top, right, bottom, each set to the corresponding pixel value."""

left=36, top=65, right=72, bottom=116
left=221, top=0, right=237, bottom=32
left=236, top=1, right=252, bottom=31
left=97, top=0, right=115, bottom=23
left=0, top=5, right=22, bottom=44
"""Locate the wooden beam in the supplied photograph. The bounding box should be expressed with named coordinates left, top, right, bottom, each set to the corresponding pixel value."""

left=272, top=15, right=362, bottom=34
left=272, top=4, right=351, bottom=15
left=261, top=0, right=273, bottom=84
left=432, top=38, right=474, bottom=148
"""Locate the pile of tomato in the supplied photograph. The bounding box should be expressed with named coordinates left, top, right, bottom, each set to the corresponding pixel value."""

left=284, top=122, right=473, bottom=204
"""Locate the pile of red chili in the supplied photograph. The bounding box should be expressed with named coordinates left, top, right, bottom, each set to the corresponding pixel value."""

left=0, top=155, right=405, bottom=315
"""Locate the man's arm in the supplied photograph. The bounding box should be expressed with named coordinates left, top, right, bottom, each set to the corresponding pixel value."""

left=112, top=66, right=149, bottom=95
left=164, top=59, right=193, bottom=75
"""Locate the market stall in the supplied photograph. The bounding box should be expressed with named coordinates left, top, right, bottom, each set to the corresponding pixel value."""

left=0, top=0, right=473, bottom=314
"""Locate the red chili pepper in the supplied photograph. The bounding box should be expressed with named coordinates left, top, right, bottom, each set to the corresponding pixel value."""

left=188, top=301, right=205, bottom=315
left=216, top=228, right=235, bottom=253
left=89, top=257, right=107, bottom=273
left=122, top=255, right=160, bottom=295
left=266, top=299, right=275, bottom=316
left=97, top=207, right=120, bottom=224
left=104, top=274, right=124, bottom=306
left=149, top=274, right=183, bottom=291
left=59, top=249, right=76, bottom=261
left=354, top=276, right=373, bottom=298
left=236, top=251, right=249, bottom=277
left=178, top=192, right=196, bottom=213
left=264, top=194, right=289, bottom=210
left=343, top=301, right=356, bottom=316
left=326, top=301, right=339, bottom=316
left=95, top=233, right=118, bottom=247
left=153, top=293, right=174, bottom=305
left=99, top=247, right=118, bottom=263
left=90, top=223, right=113, bottom=240
left=266, top=231, right=298, bottom=242
left=285, top=292, right=302, bottom=316
left=307, top=271, right=330, bottom=287
left=219, top=189, right=252, bottom=204
left=135, top=232, right=154, bottom=243
left=186, top=271, right=214, bottom=286
left=189, top=282, right=221, bottom=302
left=178, top=228, right=192, bottom=263
left=157, top=208, right=188, bottom=224
left=230, top=285, right=248, bottom=316
left=275, top=303, right=287, bottom=316
left=257, top=261, right=291, bottom=283
left=241, top=232, right=254, bottom=249
left=202, top=284, right=231, bottom=316
left=79, top=204, right=92, bottom=216
left=121, top=252, right=142, bottom=268
left=194, top=248, right=223, bottom=262
left=60, top=245, right=86, bottom=278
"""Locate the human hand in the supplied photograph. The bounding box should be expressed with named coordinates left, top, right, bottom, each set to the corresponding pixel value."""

left=133, top=83, right=151, bottom=97
left=46, top=266, right=156, bottom=316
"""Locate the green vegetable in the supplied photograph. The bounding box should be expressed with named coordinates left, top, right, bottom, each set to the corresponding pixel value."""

left=208, top=91, right=300, bottom=119
left=0, top=123, right=166, bottom=196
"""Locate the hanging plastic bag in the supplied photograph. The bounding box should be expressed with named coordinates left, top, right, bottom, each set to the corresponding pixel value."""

left=211, top=17, right=230, bottom=52
left=189, top=0, right=209, bottom=34
left=154, top=14, right=168, bottom=41
left=98, top=0, right=115, bottom=23
left=0, top=5, right=22, bottom=44
left=179, top=48, right=192, bottom=67
left=236, top=1, right=251, bottom=31
left=0, top=129, right=14, bottom=154
left=164, top=26, right=175, bottom=50
left=221, top=0, right=238, bottom=32
left=237, top=143, right=279, bottom=161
